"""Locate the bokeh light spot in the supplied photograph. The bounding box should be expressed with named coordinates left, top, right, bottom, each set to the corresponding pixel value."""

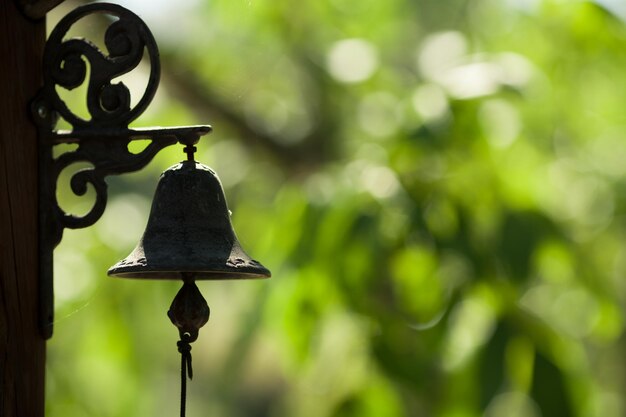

left=326, top=38, right=379, bottom=83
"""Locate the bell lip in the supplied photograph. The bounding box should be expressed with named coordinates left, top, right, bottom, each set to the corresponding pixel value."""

left=107, top=267, right=271, bottom=280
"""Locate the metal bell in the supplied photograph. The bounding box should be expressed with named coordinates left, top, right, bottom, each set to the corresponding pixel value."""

left=108, top=160, right=271, bottom=280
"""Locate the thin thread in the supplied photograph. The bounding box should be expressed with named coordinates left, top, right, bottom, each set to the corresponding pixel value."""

left=177, top=336, right=193, bottom=417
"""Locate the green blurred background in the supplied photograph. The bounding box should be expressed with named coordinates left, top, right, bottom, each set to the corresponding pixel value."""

left=45, top=0, right=626, bottom=416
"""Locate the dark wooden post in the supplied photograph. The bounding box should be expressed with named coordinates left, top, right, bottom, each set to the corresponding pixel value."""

left=0, top=2, right=46, bottom=416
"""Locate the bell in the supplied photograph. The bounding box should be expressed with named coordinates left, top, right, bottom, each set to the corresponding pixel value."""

left=107, top=160, right=271, bottom=280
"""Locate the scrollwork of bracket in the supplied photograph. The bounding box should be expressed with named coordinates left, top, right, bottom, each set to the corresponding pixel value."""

left=34, top=1, right=212, bottom=249
left=38, top=2, right=160, bottom=129
left=34, top=2, right=212, bottom=339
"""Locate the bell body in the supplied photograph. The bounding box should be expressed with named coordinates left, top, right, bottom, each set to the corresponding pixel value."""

left=108, top=160, right=271, bottom=280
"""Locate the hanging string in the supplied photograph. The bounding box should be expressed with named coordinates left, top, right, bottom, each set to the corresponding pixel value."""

left=177, top=333, right=193, bottom=417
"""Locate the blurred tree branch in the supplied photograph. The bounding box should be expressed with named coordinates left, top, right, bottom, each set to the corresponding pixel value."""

left=160, top=51, right=339, bottom=174
left=68, top=0, right=340, bottom=174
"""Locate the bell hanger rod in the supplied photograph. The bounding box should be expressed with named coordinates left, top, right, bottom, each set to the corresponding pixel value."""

left=183, top=143, right=198, bottom=161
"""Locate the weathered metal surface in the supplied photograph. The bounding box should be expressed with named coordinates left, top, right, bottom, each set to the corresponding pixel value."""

left=34, top=2, right=212, bottom=338
left=108, top=160, right=272, bottom=280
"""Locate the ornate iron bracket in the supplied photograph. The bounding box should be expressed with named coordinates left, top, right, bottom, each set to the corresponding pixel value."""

left=32, top=3, right=212, bottom=339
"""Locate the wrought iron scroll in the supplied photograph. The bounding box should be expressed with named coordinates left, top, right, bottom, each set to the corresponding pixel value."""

left=33, top=3, right=212, bottom=339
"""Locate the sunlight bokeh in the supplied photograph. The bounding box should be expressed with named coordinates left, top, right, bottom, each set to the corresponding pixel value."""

left=45, top=0, right=626, bottom=416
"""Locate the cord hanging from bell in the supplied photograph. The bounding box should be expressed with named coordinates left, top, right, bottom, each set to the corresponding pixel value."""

left=168, top=273, right=210, bottom=417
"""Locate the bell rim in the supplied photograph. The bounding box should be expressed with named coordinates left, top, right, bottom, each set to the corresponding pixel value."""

left=108, top=267, right=271, bottom=280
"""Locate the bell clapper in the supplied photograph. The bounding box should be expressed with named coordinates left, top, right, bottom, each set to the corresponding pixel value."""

left=167, top=273, right=210, bottom=417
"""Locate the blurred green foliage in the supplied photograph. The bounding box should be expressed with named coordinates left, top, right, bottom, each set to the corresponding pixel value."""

left=46, top=0, right=626, bottom=416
